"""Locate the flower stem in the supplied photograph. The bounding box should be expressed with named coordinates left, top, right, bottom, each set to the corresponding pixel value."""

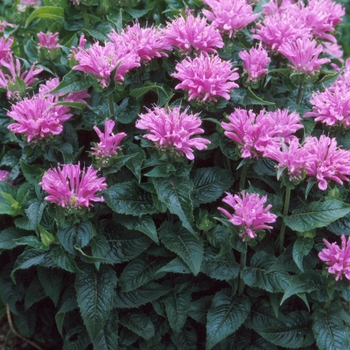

left=297, top=81, right=303, bottom=105
left=108, top=94, right=116, bottom=129
left=279, top=187, right=291, bottom=254
left=238, top=243, right=247, bottom=295
left=239, top=163, right=248, bottom=190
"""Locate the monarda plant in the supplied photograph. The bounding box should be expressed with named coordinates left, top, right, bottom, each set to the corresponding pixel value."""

left=0, top=0, right=350, bottom=349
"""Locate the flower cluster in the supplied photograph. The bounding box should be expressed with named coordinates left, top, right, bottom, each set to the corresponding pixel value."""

left=218, top=191, right=277, bottom=241
left=319, top=234, right=350, bottom=281
left=37, top=32, right=60, bottom=50
left=39, top=163, right=107, bottom=209
left=136, top=106, right=210, bottom=160
left=172, top=54, right=239, bottom=102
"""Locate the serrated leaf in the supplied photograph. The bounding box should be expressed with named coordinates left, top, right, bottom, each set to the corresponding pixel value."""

left=171, top=322, right=197, bottom=350
left=75, top=264, right=117, bottom=341
left=292, top=236, right=314, bottom=272
left=241, top=252, right=290, bottom=293
left=327, top=212, right=350, bottom=234
left=37, top=267, right=63, bottom=307
left=0, top=227, right=26, bottom=249
left=130, top=82, right=173, bottom=106
left=50, top=70, right=91, bottom=94
left=120, top=311, right=155, bottom=340
left=153, top=176, right=195, bottom=234
left=114, top=213, right=159, bottom=243
left=55, top=288, right=78, bottom=336
left=281, top=271, right=325, bottom=305
left=115, top=96, right=140, bottom=124
left=313, top=307, right=350, bottom=350
left=191, top=167, right=234, bottom=207
left=284, top=198, right=350, bottom=232
left=200, top=246, right=240, bottom=281
left=159, top=221, right=204, bottom=276
left=188, top=295, right=212, bottom=324
left=25, top=6, right=64, bottom=27
left=25, top=200, right=47, bottom=229
left=14, top=236, right=48, bottom=251
left=115, top=282, right=171, bottom=309
left=50, top=246, right=82, bottom=273
left=93, top=309, right=119, bottom=350
left=206, top=289, right=251, bottom=350
left=104, top=181, right=157, bottom=217
left=0, top=182, right=18, bottom=215
left=258, top=311, right=314, bottom=348
left=156, top=257, right=191, bottom=275
left=246, top=87, right=275, bottom=105
left=164, top=289, right=191, bottom=332
left=119, top=254, right=166, bottom=292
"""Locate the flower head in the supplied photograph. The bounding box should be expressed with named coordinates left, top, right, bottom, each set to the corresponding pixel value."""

left=278, top=37, right=330, bottom=75
left=218, top=191, right=277, bottom=241
left=239, top=43, right=270, bottom=82
left=319, top=234, right=350, bottom=281
left=37, top=32, right=60, bottom=50
left=303, top=135, right=350, bottom=191
left=7, top=94, right=72, bottom=143
left=172, top=54, right=239, bottom=102
left=0, top=170, right=11, bottom=183
left=91, top=120, right=127, bottom=165
left=163, top=12, right=223, bottom=55
left=202, top=0, right=260, bottom=38
left=0, top=37, right=13, bottom=60
left=39, top=163, right=107, bottom=209
left=108, top=23, right=171, bottom=62
left=136, top=106, right=210, bottom=160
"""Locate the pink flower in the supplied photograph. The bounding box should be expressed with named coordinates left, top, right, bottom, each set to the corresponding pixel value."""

left=202, top=0, right=260, bottom=38
left=135, top=106, right=210, bottom=160
left=0, top=53, right=43, bottom=99
left=319, top=234, right=350, bottom=281
left=172, top=54, right=239, bottom=102
left=239, top=43, right=270, bottom=82
left=221, top=108, right=303, bottom=158
left=0, top=37, right=13, bottom=60
left=73, top=41, right=140, bottom=88
left=37, top=32, right=60, bottom=50
left=218, top=191, right=277, bottom=241
left=91, top=120, right=127, bottom=165
left=39, top=163, right=107, bottom=209
left=303, top=135, right=350, bottom=191
left=163, top=12, right=223, bottom=55
left=7, top=95, right=73, bottom=143
left=108, top=23, right=171, bottom=62
left=278, top=38, right=330, bottom=75
left=0, top=170, right=11, bottom=183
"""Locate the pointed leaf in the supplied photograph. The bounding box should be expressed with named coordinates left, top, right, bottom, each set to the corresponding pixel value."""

left=159, top=221, right=204, bottom=276
left=50, top=246, right=83, bottom=273
left=104, top=181, right=157, bottom=217
left=120, top=311, right=155, bottom=340
left=25, top=6, right=64, bottom=27
left=284, top=198, right=350, bottom=232
left=75, top=264, right=117, bottom=341
left=93, top=309, right=119, bottom=350
left=292, top=236, right=314, bottom=272
left=37, top=267, right=63, bottom=307
left=0, top=227, right=27, bottom=250
left=156, top=257, right=191, bottom=275
left=153, top=176, right=195, bottom=234
left=206, top=289, right=251, bottom=350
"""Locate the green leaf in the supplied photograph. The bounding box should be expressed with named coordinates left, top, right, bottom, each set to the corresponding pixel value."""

left=114, top=213, right=159, bottom=244
left=246, top=87, right=275, bottom=106
left=55, top=287, right=78, bottom=336
left=57, top=226, right=76, bottom=255
left=191, top=167, right=234, bottom=207
left=14, top=236, right=49, bottom=250
left=156, top=257, right=191, bottom=275
left=25, top=201, right=47, bottom=229
left=52, top=101, right=87, bottom=109
left=120, top=311, right=155, bottom=340
left=130, top=82, right=173, bottom=106
left=50, top=246, right=82, bottom=273
left=37, top=267, right=63, bottom=307
left=104, top=181, right=158, bottom=217
left=119, top=254, right=166, bottom=292
left=292, top=236, right=314, bottom=272
left=171, top=322, right=197, bottom=350
left=200, top=246, right=240, bottom=281
left=11, top=247, right=53, bottom=282
left=115, top=282, right=171, bottom=309
left=327, top=212, right=350, bottom=235
left=93, top=309, right=119, bottom=350
left=0, top=227, right=26, bottom=249
left=153, top=176, right=195, bottom=234
left=50, top=70, right=91, bottom=94
left=281, top=271, right=325, bottom=305
left=257, top=311, right=314, bottom=348
left=159, top=222, right=204, bottom=276
left=284, top=198, right=350, bottom=232
left=313, top=307, right=350, bottom=350
left=0, top=182, right=18, bottom=215
left=206, top=289, right=251, bottom=350
left=241, top=252, right=290, bottom=293
left=188, top=295, right=212, bottom=324
left=75, top=221, right=94, bottom=249
left=75, top=264, right=117, bottom=341
left=115, top=97, right=140, bottom=124
left=25, top=6, right=64, bottom=27
left=163, top=289, right=191, bottom=333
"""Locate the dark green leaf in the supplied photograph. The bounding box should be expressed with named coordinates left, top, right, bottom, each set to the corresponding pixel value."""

left=292, top=236, right=314, bottom=272
left=130, top=82, right=173, bottom=106
left=327, top=212, right=350, bottom=235
left=159, top=222, right=204, bottom=276
left=246, top=87, right=275, bottom=106
left=75, top=264, right=117, bottom=341
left=25, top=6, right=64, bottom=27
left=115, top=97, right=140, bottom=124
left=0, top=227, right=26, bottom=250
left=50, top=246, right=82, bottom=273
left=206, top=289, right=251, bottom=350
left=25, top=201, right=47, bottom=229
left=93, top=309, right=119, bottom=350
left=188, top=295, right=212, bottom=324
left=37, top=267, right=63, bottom=307
left=156, top=257, right=191, bottom=275
left=50, top=70, right=91, bottom=94
left=120, top=311, right=155, bottom=340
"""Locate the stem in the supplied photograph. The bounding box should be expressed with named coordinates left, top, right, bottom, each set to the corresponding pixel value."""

left=108, top=94, right=117, bottom=130
left=297, top=81, right=303, bottom=105
left=239, top=163, right=248, bottom=190
left=238, top=243, right=247, bottom=295
left=279, top=187, right=291, bottom=254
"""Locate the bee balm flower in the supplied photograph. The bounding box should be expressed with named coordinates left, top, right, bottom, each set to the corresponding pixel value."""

left=218, top=191, right=277, bottom=242
left=39, top=163, right=107, bottom=209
